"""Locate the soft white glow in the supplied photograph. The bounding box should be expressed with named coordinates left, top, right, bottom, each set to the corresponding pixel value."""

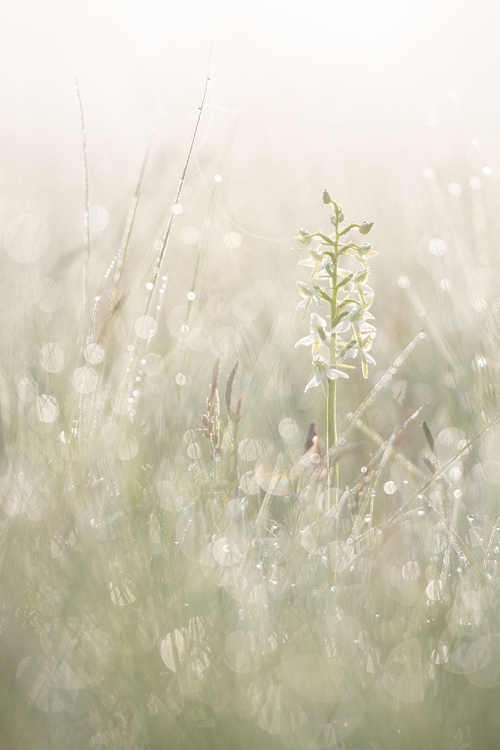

left=120, top=0, right=440, bottom=64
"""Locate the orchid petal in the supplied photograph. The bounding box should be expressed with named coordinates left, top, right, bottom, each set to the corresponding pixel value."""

left=327, top=368, right=349, bottom=380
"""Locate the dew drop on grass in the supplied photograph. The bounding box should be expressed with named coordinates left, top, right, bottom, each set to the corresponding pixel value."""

left=72, top=366, right=97, bottom=394
left=429, top=238, right=446, bottom=256
left=146, top=282, right=154, bottom=290
left=472, top=355, right=487, bottom=371
left=426, top=579, right=443, bottom=601
left=183, top=432, right=199, bottom=449
left=483, top=166, right=492, bottom=175
left=36, top=394, right=58, bottom=423
left=449, top=465, right=462, bottom=482
left=142, top=353, right=163, bottom=376
left=84, top=342, right=105, bottom=365
left=171, top=203, right=183, bottom=215
left=383, top=481, right=397, bottom=495
left=448, top=183, right=462, bottom=197
left=4, top=214, right=49, bottom=262
left=89, top=206, right=109, bottom=232
left=175, top=373, right=187, bottom=386
left=214, top=174, right=222, bottom=183
left=224, top=232, right=242, bottom=249
left=135, top=316, right=157, bottom=339
left=187, top=444, right=201, bottom=460
left=118, top=435, right=139, bottom=461
left=111, top=393, right=129, bottom=415
left=402, top=561, right=421, bottom=580
left=239, top=438, right=263, bottom=462
left=187, top=291, right=196, bottom=301
left=39, top=343, right=65, bottom=373
left=278, top=418, right=298, bottom=441
left=239, top=471, right=258, bottom=495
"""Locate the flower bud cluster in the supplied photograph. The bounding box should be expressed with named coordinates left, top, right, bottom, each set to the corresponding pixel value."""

left=294, top=191, right=377, bottom=392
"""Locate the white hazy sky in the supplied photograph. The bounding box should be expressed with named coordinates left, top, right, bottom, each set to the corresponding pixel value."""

left=1, top=0, right=499, bottom=231
left=2, top=0, right=498, bottom=132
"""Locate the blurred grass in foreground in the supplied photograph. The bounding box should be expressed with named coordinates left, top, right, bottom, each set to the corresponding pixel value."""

left=1, top=86, right=500, bottom=750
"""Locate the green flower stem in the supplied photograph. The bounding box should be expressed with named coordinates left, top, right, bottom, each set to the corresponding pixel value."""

left=327, top=222, right=339, bottom=490
left=294, top=193, right=376, bottom=497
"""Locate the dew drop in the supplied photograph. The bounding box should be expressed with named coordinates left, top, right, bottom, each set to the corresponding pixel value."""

left=429, top=238, right=446, bottom=256
left=383, top=481, right=397, bottom=495
left=89, top=206, right=109, bottom=232
left=135, top=316, right=157, bottom=339
left=36, top=394, right=58, bottom=423
left=224, top=232, right=242, bottom=249
left=5, top=214, right=49, bottom=262
left=448, top=182, right=462, bottom=197
left=72, top=366, right=97, bottom=394
left=39, top=342, right=65, bottom=373
left=84, top=342, right=105, bottom=365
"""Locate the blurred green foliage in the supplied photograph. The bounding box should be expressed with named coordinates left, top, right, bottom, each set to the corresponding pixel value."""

left=1, top=91, right=500, bottom=750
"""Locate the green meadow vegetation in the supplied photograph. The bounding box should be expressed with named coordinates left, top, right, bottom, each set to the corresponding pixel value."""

left=1, top=79, right=500, bottom=750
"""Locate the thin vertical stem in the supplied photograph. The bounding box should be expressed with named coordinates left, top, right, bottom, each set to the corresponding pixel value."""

left=327, top=220, right=339, bottom=491
left=74, top=75, right=90, bottom=345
